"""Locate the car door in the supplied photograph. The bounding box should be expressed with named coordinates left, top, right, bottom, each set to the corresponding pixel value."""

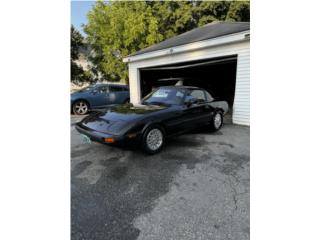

left=89, top=86, right=109, bottom=108
left=160, top=89, right=188, bottom=135
left=183, top=89, right=212, bottom=128
left=108, top=86, right=128, bottom=104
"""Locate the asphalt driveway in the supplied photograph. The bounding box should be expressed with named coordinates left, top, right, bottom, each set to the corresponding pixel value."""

left=71, top=115, right=250, bottom=240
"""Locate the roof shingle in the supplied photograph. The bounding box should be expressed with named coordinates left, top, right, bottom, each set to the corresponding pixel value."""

left=129, top=21, right=250, bottom=57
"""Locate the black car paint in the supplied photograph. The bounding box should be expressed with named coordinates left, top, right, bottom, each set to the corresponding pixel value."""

left=75, top=86, right=224, bottom=147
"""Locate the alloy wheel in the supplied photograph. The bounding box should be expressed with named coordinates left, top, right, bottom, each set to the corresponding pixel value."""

left=74, top=101, right=88, bottom=115
left=214, top=113, right=222, bottom=129
left=146, top=129, right=163, bottom=151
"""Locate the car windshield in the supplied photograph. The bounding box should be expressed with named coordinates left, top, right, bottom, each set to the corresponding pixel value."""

left=142, top=88, right=185, bottom=106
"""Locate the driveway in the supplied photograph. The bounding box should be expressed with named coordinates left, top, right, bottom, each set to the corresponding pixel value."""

left=71, top=115, right=250, bottom=240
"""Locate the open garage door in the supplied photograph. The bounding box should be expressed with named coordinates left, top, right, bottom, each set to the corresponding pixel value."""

left=139, top=55, right=238, bottom=108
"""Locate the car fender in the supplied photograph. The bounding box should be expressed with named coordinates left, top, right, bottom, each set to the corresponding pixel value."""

left=141, top=120, right=167, bottom=136
left=72, top=98, right=91, bottom=108
left=209, top=101, right=228, bottom=115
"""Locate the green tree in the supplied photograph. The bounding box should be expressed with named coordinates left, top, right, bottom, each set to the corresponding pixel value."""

left=71, top=25, right=84, bottom=61
left=71, top=25, right=94, bottom=84
left=84, top=1, right=163, bottom=83
left=226, top=1, right=250, bottom=22
left=71, top=25, right=84, bottom=83
left=195, top=1, right=231, bottom=26
left=84, top=1, right=250, bottom=84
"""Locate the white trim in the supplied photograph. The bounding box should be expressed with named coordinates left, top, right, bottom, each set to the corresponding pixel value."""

left=123, top=30, right=249, bottom=63
left=131, top=42, right=249, bottom=69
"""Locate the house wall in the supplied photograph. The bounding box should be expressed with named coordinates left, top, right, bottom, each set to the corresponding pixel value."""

left=127, top=39, right=250, bottom=125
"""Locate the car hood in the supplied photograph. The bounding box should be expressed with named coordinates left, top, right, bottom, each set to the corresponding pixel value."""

left=103, top=103, right=167, bottom=120
left=80, top=103, right=168, bottom=135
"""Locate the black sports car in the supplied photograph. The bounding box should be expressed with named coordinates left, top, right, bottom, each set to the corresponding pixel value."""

left=75, top=86, right=228, bottom=154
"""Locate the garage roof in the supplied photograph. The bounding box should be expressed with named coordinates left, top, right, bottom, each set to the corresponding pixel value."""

left=129, top=22, right=250, bottom=57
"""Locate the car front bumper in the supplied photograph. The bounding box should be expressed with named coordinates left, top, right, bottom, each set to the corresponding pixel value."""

left=75, top=123, right=141, bottom=146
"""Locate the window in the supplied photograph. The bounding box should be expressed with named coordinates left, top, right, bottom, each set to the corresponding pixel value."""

left=98, top=86, right=108, bottom=93
left=109, top=86, right=122, bottom=92
left=121, top=86, right=128, bottom=91
left=205, top=91, right=214, bottom=101
left=190, top=90, right=206, bottom=102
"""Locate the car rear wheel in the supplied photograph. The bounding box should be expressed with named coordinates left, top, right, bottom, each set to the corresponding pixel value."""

left=212, top=111, right=223, bottom=131
left=73, top=100, right=89, bottom=115
left=142, top=125, right=165, bottom=154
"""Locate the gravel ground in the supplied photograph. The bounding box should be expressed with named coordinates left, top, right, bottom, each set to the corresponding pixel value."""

left=71, top=115, right=249, bottom=240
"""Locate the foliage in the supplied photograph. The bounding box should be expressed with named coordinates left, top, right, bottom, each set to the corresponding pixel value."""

left=226, top=1, right=250, bottom=22
left=71, top=25, right=94, bottom=84
left=84, top=1, right=163, bottom=83
left=84, top=1, right=250, bottom=84
left=71, top=25, right=84, bottom=61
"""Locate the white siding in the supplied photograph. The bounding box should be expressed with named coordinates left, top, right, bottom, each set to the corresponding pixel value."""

left=233, top=48, right=250, bottom=125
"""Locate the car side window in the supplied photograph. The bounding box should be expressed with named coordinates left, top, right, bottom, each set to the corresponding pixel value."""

left=109, top=86, right=122, bottom=92
left=184, top=95, right=195, bottom=103
left=98, top=86, right=108, bottom=93
left=205, top=90, right=214, bottom=102
left=190, top=90, right=206, bottom=102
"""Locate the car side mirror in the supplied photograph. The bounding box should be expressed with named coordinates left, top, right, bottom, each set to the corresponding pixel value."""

left=92, top=89, right=98, bottom=94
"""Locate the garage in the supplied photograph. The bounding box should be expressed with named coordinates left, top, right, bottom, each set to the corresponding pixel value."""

left=140, top=55, right=237, bottom=109
left=123, top=22, right=250, bottom=125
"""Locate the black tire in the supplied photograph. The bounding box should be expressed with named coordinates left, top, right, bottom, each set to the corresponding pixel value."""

left=212, top=111, right=223, bottom=131
left=72, top=100, right=89, bottom=115
left=141, top=125, right=165, bottom=154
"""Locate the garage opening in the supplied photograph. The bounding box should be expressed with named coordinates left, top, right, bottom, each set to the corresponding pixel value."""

left=139, top=55, right=238, bottom=109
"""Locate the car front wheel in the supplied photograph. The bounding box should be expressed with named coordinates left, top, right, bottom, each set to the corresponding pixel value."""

left=73, top=100, right=89, bottom=115
left=142, top=125, right=165, bottom=154
left=212, top=111, right=223, bottom=131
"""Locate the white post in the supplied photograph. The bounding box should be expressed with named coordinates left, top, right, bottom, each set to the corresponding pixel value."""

left=128, top=65, right=141, bottom=104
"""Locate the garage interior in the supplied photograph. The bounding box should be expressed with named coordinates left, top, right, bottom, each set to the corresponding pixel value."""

left=139, top=55, right=238, bottom=111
